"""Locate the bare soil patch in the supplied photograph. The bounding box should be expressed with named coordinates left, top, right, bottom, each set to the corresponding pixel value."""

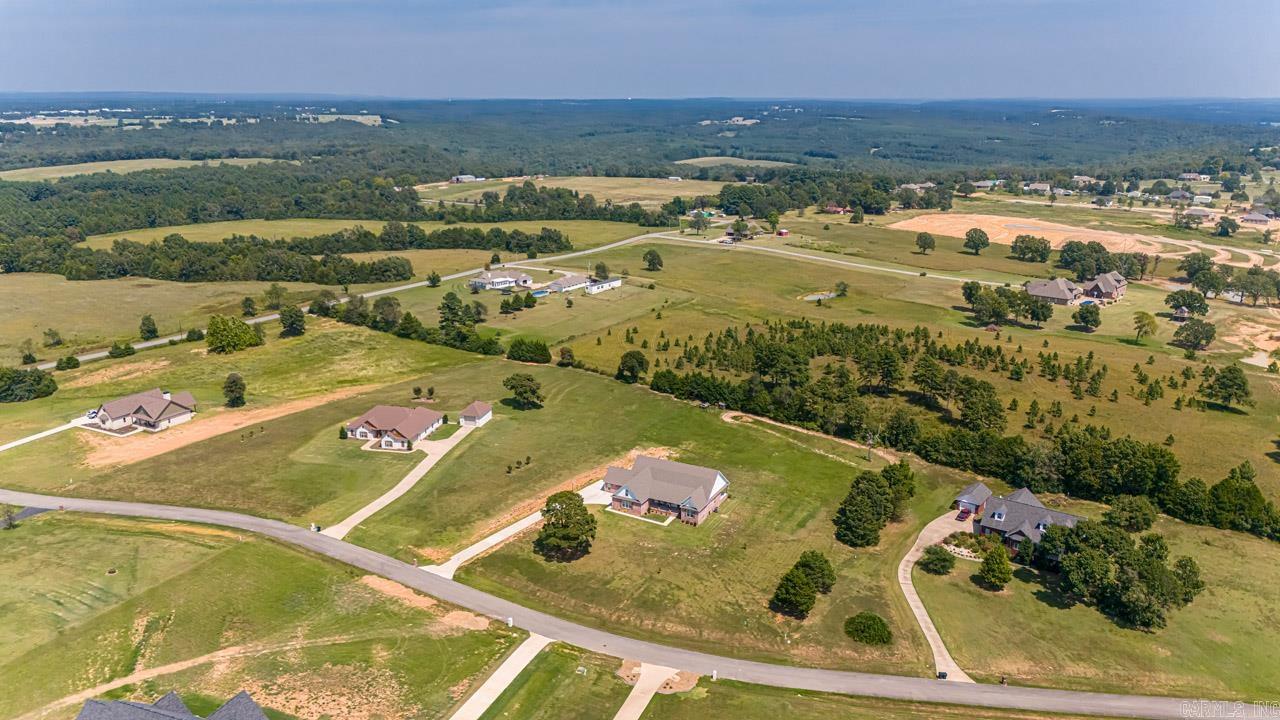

left=63, top=359, right=171, bottom=389
left=440, top=610, right=490, bottom=631
left=358, top=575, right=437, bottom=611
left=616, top=660, right=700, bottom=693
left=77, top=384, right=379, bottom=468
left=890, top=213, right=1168, bottom=254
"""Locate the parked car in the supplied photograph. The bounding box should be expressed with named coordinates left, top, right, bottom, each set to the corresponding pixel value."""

left=956, top=508, right=971, bottom=521
left=86, top=409, right=98, bottom=419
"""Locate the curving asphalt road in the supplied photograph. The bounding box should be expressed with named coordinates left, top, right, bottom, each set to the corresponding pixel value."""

left=0, top=487, right=1252, bottom=720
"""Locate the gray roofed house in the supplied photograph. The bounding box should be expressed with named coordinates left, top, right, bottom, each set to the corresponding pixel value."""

left=1025, top=277, right=1082, bottom=305
left=468, top=270, right=533, bottom=291
left=1026, top=182, right=1052, bottom=194
left=954, top=481, right=993, bottom=513
left=76, top=691, right=267, bottom=720
left=1168, top=189, right=1193, bottom=201
left=546, top=273, right=590, bottom=293
left=1242, top=212, right=1272, bottom=224
left=95, top=389, right=197, bottom=432
left=975, top=488, right=1080, bottom=552
left=1183, top=206, right=1213, bottom=218
left=602, top=455, right=729, bottom=525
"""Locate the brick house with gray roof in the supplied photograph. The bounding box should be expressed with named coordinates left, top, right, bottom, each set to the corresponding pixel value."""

left=957, top=484, right=1081, bottom=553
left=1025, top=277, right=1083, bottom=306
left=76, top=691, right=267, bottom=720
left=602, top=455, right=729, bottom=525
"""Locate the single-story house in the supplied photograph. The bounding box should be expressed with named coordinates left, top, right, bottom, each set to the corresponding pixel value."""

left=546, top=274, right=591, bottom=293
left=1025, top=277, right=1082, bottom=305
left=585, top=277, right=622, bottom=295
left=1173, top=305, right=1192, bottom=321
left=1167, top=189, right=1193, bottom=202
left=963, top=485, right=1081, bottom=553
left=1053, top=188, right=1074, bottom=196
left=1084, top=271, right=1128, bottom=301
left=972, top=180, right=1001, bottom=190
left=459, top=400, right=493, bottom=427
left=346, top=405, right=444, bottom=450
left=776, top=228, right=790, bottom=237
left=450, top=174, right=478, bottom=183
left=95, top=389, right=196, bottom=432
left=897, top=182, right=936, bottom=192
left=1026, top=182, right=1052, bottom=194
left=1071, top=175, right=1097, bottom=186
left=603, top=455, right=729, bottom=525
left=1192, top=195, right=1213, bottom=206
left=1177, top=172, right=1210, bottom=182
left=76, top=691, right=267, bottom=720
left=1183, top=206, right=1213, bottom=219
left=1242, top=212, right=1272, bottom=224
left=1250, top=204, right=1275, bottom=217
left=469, top=270, right=533, bottom=291
left=824, top=204, right=852, bottom=214
left=954, top=481, right=993, bottom=514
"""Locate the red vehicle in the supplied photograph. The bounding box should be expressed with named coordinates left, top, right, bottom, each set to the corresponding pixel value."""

left=956, top=508, right=972, bottom=521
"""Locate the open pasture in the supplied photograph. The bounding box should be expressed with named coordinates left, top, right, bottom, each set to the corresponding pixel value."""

left=0, top=157, right=280, bottom=182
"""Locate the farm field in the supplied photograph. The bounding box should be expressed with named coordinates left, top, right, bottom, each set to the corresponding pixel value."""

left=445, top=369, right=975, bottom=675
left=674, top=156, right=795, bottom=167
left=0, top=157, right=280, bottom=182
left=477, top=643, right=631, bottom=720
left=417, top=175, right=726, bottom=207
left=915, top=514, right=1280, bottom=700
left=83, top=218, right=646, bottom=250
left=0, top=514, right=519, bottom=720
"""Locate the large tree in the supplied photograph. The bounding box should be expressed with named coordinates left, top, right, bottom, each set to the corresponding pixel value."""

left=1164, top=289, right=1209, bottom=315
left=534, top=491, right=597, bottom=561
left=833, top=470, right=891, bottom=547
left=503, top=373, right=544, bottom=408
left=914, top=232, right=936, bottom=254
left=1072, top=303, right=1101, bottom=332
left=642, top=248, right=664, bottom=272
left=963, top=228, right=991, bottom=255
left=1132, top=311, right=1157, bottom=341
left=769, top=566, right=817, bottom=618
left=1199, top=364, right=1252, bottom=408
left=615, top=350, right=649, bottom=384
left=279, top=305, right=306, bottom=337
left=978, top=543, right=1013, bottom=590
left=222, top=372, right=246, bottom=408
left=138, top=314, right=158, bottom=341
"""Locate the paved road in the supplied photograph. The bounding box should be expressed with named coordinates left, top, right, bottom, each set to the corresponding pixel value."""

left=0, top=487, right=1252, bottom=720
left=897, top=512, right=975, bottom=683
left=33, top=232, right=664, bottom=371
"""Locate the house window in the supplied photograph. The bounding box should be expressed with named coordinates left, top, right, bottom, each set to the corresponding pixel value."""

left=1036, top=522, right=1048, bottom=531
left=992, top=512, right=1004, bottom=521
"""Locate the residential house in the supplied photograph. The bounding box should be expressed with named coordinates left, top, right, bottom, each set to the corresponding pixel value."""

left=962, top=485, right=1081, bottom=553
left=1193, top=195, right=1213, bottom=206
left=1025, top=277, right=1082, bottom=305
left=1071, top=175, right=1097, bottom=186
left=76, top=691, right=267, bottom=720
left=1183, top=206, right=1213, bottom=220
left=776, top=228, right=790, bottom=237
left=1084, top=271, right=1127, bottom=301
left=546, top=273, right=591, bottom=293
left=954, top=481, right=993, bottom=514
left=585, top=277, right=622, bottom=295
left=603, top=455, right=729, bottom=525
left=459, top=401, right=493, bottom=427
left=897, top=182, right=936, bottom=192
left=823, top=204, right=852, bottom=214
left=1172, top=306, right=1192, bottom=322
left=346, top=405, right=444, bottom=450
left=1249, top=204, right=1275, bottom=217
left=1242, top=212, right=1272, bottom=224
left=450, top=174, right=478, bottom=183
left=1053, top=188, right=1074, bottom=196
left=1167, top=189, right=1193, bottom=202
left=469, top=270, right=533, bottom=291
left=1177, top=172, right=1210, bottom=182
left=95, top=389, right=196, bottom=432
left=972, top=180, right=1001, bottom=191
left=1026, top=182, right=1052, bottom=194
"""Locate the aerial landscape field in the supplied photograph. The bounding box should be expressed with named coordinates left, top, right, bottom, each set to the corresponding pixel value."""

left=3, top=2, right=1279, bottom=719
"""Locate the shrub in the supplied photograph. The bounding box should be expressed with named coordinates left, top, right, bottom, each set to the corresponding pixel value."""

left=979, top=543, right=1013, bottom=590
left=185, top=328, right=205, bottom=342
left=507, top=338, right=552, bottom=363
left=844, top=612, right=892, bottom=645
left=794, top=550, right=836, bottom=594
left=107, top=341, right=136, bottom=358
left=769, top=566, right=817, bottom=618
left=917, top=545, right=956, bottom=575
left=0, top=367, right=58, bottom=403
left=1103, top=495, right=1158, bottom=532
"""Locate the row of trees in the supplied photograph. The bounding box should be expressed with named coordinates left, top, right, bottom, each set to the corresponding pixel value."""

left=317, top=289, right=504, bottom=357
left=0, top=367, right=57, bottom=403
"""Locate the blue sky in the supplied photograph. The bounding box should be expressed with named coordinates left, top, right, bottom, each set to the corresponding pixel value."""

left=2, top=0, right=1278, bottom=98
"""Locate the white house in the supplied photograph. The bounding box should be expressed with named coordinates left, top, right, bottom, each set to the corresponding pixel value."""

left=1193, top=195, right=1213, bottom=206
left=95, top=389, right=197, bottom=432
left=469, top=270, right=533, bottom=291
left=585, top=277, right=623, bottom=295
left=546, top=273, right=590, bottom=293
left=459, top=401, right=493, bottom=427
left=346, top=405, right=444, bottom=450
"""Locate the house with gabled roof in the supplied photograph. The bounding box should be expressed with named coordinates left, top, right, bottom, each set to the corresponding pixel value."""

left=1167, top=189, right=1193, bottom=202
left=546, top=273, right=590, bottom=293
left=76, top=691, right=267, bottom=720
left=459, top=400, right=493, bottom=427
left=95, top=389, right=196, bottom=432
left=1025, top=277, right=1082, bottom=306
left=469, top=270, right=533, bottom=291
left=602, top=455, right=729, bottom=525
left=346, top=405, right=444, bottom=450
left=1242, top=212, right=1272, bottom=225
left=959, top=484, right=1081, bottom=554
left=954, top=481, right=993, bottom=514
left=1083, top=271, right=1127, bottom=301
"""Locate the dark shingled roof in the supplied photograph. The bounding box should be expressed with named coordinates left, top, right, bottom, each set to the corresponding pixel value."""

left=978, top=488, right=1080, bottom=544
left=955, top=481, right=993, bottom=507
left=74, top=692, right=267, bottom=720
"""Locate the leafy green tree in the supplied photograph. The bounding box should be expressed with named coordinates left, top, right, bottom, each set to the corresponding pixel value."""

left=1010, top=234, right=1052, bottom=262
left=534, top=491, right=597, bottom=561
left=769, top=566, right=817, bottom=618
left=393, top=312, right=424, bottom=339
left=427, top=271, right=442, bottom=287
left=957, top=182, right=976, bottom=197
left=880, top=459, right=916, bottom=522
left=1199, top=364, right=1252, bottom=408
left=138, top=314, right=158, bottom=341
left=1164, top=289, right=1209, bottom=315
left=1027, top=297, right=1053, bottom=326
left=978, top=543, right=1013, bottom=590
left=972, top=289, right=1010, bottom=325
left=371, top=296, right=404, bottom=332
left=1132, top=311, right=1157, bottom=341
left=107, top=341, right=136, bottom=358
left=615, top=350, right=649, bottom=383
left=918, top=545, right=956, bottom=575
left=963, top=227, right=990, bottom=255
left=0, top=367, right=58, bottom=403
left=279, top=305, right=306, bottom=337
left=642, top=249, right=664, bottom=271
left=1072, top=304, right=1101, bottom=332
left=1173, top=318, right=1216, bottom=349
left=557, top=346, right=576, bottom=367
left=41, top=328, right=63, bottom=348
left=765, top=210, right=780, bottom=231
left=794, top=550, right=836, bottom=594
left=1191, top=270, right=1227, bottom=298
left=593, top=261, right=610, bottom=279
left=503, top=373, right=544, bottom=408
left=206, top=315, right=263, bottom=353
left=844, top=611, right=892, bottom=644
left=241, top=296, right=257, bottom=317
left=690, top=214, right=710, bottom=235
left=961, top=280, right=983, bottom=307
left=1104, top=495, right=1158, bottom=532
left=834, top=281, right=849, bottom=297
left=222, top=372, right=246, bottom=408
left=1214, top=216, right=1240, bottom=237
left=914, top=232, right=936, bottom=254
left=834, top=470, right=891, bottom=547
left=1177, top=252, right=1215, bottom=281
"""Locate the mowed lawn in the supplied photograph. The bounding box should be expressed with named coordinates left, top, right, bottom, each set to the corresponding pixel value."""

left=478, top=643, right=631, bottom=720
left=0, top=514, right=519, bottom=720
left=643, top=679, right=1129, bottom=720
left=915, top=514, right=1280, bottom=700
left=0, top=157, right=280, bottom=182
left=400, top=366, right=982, bottom=675
left=84, top=218, right=645, bottom=250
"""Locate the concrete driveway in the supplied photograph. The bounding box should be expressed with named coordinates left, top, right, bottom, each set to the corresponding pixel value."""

left=897, top=510, right=976, bottom=683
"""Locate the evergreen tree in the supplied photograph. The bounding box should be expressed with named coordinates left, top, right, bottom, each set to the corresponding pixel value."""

left=769, top=566, right=817, bottom=618
left=979, top=543, right=1014, bottom=590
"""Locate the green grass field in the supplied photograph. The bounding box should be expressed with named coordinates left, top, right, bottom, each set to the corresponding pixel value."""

left=0, top=157, right=280, bottom=182
left=418, top=176, right=727, bottom=207
left=0, top=514, right=519, bottom=720
left=915, top=513, right=1280, bottom=700
left=477, top=643, right=631, bottom=720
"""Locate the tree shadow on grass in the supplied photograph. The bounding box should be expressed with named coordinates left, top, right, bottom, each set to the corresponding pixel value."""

left=498, top=398, right=543, bottom=412
left=1198, top=401, right=1250, bottom=416
left=1118, top=338, right=1147, bottom=348
left=1266, top=439, right=1280, bottom=465
left=1024, top=567, right=1078, bottom=610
